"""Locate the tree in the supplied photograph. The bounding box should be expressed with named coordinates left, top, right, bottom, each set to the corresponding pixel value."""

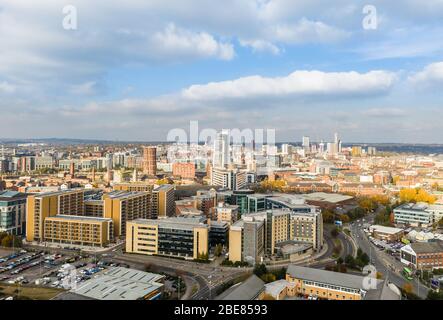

left=1, top=235, right=12, bottom=247
left=402, top=283, right=413, bottom=295
left=399, top=188, right=436, bottom=204
left=427, top=290, right=443, bottom=300
left=261, top=293, right=276, bottom=300
left=337, top=257, right=344, bottom=265
left=214, top=244, right=223, bottom=257
left=253, top=263, right=268, bottom=277
left=260, top=273, right=276, bottom=283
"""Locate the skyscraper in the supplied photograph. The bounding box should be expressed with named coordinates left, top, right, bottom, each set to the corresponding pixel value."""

left=302, top=136, right=310, bottom=150
left=213, top=131, right=230, bottom=169
left=143, top=146, right=157, bottom=175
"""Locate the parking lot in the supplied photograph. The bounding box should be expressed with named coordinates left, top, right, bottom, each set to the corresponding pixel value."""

left=0, top=248, right=136, bottom=293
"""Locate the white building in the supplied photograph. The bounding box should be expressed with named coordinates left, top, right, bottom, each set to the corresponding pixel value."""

left=213, top=131, right=230, bottom=169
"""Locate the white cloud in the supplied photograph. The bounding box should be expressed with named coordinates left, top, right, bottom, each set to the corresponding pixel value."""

left=239, top=39, right=281, bottom=55
left=409, top=61, right=443, bottom=85
left=271, top=18, right=350, bottom=44
left=182, top=69, right=396, bottom=100
left=152, top=23, right=234, bottom=60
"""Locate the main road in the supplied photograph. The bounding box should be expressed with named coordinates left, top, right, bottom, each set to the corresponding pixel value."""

left=348, top=215, right=429, bottom=299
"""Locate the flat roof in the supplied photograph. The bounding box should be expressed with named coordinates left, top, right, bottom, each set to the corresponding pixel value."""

left=0, top=191, right=27, bottom=200
left=46, top=215, right=112, bottom=223
left=34, top=188, right=84, bottom=197
left=106, top=191, right=148, bottom=199
left=131, top=216, right=208, bottom=230
left=300, top=192, right=354, bottom=204
left=369, top=225, right=404, bottom=235
left=70, top=267, right=164, bottom=300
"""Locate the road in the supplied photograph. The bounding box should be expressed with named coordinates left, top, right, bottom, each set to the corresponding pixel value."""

left=348, top=214, right=429, bottom=299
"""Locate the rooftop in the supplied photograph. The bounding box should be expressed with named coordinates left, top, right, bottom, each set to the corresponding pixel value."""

left=217, top=275, right=265, bottom=300
left=286, top=265, right=378, bottom=291
left=369, top=225, right=404, bottom=235
left=46, top=214, right=112, bottom=223
left=0, top=190, right=27, bottom=200
left=300, top=192, right=354, bottom=204
left=70, top=267, right=164, bottom=300
left=410, top=241, right=443, bottom=254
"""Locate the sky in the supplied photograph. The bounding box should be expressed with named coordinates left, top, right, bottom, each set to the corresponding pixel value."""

left=1, top=0, right=443, bottom=143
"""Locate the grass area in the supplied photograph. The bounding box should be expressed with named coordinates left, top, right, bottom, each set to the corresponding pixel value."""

left=0, top=283, right=65, bottom=300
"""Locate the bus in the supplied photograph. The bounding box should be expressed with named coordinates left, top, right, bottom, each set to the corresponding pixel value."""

left=403, top=267, right=413, bottom=281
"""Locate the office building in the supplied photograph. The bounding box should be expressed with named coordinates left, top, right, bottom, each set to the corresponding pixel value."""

left=143, top=146, right=157, bottom=176
left=152, top=184, right=175, bottom=218
left=229, top=217, right=265, bottom=265
left=0, top=191, right=28, bottom=235
left=26, top=189, right=85, bottom=242
left=43, top=215, right=114, bottom=247
left=400, top=241, right=443, bottom=270
left=394, top=203, right=443, bottom=227
left=103, top=191, right=152, bottom=238
left=126, top=217, right=208, bottom=260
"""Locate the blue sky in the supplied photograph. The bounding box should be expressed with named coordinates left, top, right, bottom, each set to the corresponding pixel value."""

left=1, top=0, right=443, bottom=143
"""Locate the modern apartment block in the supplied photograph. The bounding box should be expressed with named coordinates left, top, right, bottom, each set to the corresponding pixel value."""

left=26, top=189, right=85, bottom=242
left=113, top=182, right=154, bottom=192
left=0, top=191, right=28, bottom=235
left=229, top=217, right=265, bottom=265
left=103, top=191, right=152, bottom=238
left=211, top=167, right=246, bottom=191
left=84, top=199, right=104, bottom=217
left=152, top=185, right=175, bottom=218
left=243, top=209, right=324, bottom=255
left=394, top=203, right=443, bottom=227
left=290, top=211, right=323, bottom=251
left=126, top=216, right=208, bottom=259
left=43, top=215, right=114, bottom=246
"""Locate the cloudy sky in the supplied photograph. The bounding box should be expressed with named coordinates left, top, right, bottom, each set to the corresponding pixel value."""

left=1, top=0, right=443, bottom=143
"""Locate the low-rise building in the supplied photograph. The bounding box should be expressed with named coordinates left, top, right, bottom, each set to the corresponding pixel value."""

left=285, top=265, right=375, bottom=300
left=400, top=241, right=443, bottom=270
left=369, top=225, right=404, bottom=242
left=394, top=203, right=443, bottom=227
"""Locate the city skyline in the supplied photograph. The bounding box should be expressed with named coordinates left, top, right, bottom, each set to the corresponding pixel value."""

left=0, top=1, right=443, bottom=142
